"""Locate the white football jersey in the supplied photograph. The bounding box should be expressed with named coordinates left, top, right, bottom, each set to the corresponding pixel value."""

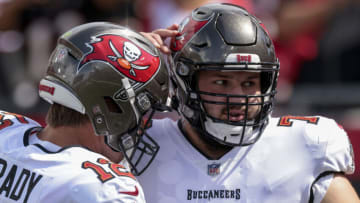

left=138, top=116, right=354, bottom=203
left=0, top=111, right=145, bottom=203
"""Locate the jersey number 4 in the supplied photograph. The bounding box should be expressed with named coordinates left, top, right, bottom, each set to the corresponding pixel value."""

left=82, top=158, right=135, bottom=183
left=278, top=116, right=319, bottom=127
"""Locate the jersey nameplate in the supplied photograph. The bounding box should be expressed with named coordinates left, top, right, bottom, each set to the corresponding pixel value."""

left=0, top=156, right=43, bottom=203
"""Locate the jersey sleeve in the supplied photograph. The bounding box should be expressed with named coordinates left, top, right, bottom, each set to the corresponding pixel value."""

left=303, top=116, right=355, bottom=174
left=0, top=110, right=41, bottom=131
left=68, top=177, right=145, bottom=203
left=319, top=118, right=354, bottom=174
left=305, top=116, right=355, bottom=203
left=0, top=111, right=41, bottom=149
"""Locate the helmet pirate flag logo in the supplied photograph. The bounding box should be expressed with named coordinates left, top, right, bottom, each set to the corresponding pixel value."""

left=79, top=34, right=160, bottom=83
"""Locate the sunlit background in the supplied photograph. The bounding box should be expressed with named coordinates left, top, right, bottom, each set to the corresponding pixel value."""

left=0, top=0, right=359, bottom=194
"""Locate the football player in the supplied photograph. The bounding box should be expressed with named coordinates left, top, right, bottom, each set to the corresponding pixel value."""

left=139, top=3, right=359, bottom=203
left=0, top=22, right=169, bottom=202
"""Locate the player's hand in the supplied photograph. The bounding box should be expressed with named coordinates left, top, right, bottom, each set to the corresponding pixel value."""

left=141, top=24, right=179, bottom=54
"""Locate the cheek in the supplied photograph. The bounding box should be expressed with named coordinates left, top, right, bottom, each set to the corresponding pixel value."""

left=252, top=91, right=263, bottom=103
left=249, top=104, right=261, bottom=112
left=247, top=98, right=262, bottom=116
left=199, top=94, right=227, bottom=116
left=202, top=102, right=223, bottom=118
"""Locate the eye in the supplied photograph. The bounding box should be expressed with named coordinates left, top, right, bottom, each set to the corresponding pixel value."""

left=241, top=81, right=255, bottom=88
left=214, top=80, right=226, bottom=85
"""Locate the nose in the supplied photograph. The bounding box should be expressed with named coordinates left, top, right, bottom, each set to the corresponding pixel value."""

left=227, top=86, right=246, bottom=105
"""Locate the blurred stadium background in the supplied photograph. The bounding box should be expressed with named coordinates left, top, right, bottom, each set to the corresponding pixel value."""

left=0, top=0, right=359, bottom=194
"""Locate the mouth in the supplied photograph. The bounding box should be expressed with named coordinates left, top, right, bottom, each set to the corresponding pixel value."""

left=228, top=113, right=246, bottom=121
left=223, top=109, right=247, bottom=121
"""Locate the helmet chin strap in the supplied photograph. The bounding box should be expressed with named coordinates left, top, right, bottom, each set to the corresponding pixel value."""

left=204, top=117, right=259, bottom=146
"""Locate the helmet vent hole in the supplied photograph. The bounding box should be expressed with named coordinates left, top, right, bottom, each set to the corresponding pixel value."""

left=135, top=38, right=149, bottom=47
left=196, top=11, right=207, bottom=15
left=68, top=51, right=79, bottom=60
left=104, top=96, right=123, bottom=113
left=191, top=42, right=208, bottom=49
left=192, top=7, right=213, bottom=20
left=134, top=37, right=153, bottom=53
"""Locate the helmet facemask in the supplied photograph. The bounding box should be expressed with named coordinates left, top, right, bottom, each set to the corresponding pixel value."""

left=103, top=80, right=167, bottom=175
left=105, top=107, right=160, bottom=176
left=173, top=59, right=279, bottom=146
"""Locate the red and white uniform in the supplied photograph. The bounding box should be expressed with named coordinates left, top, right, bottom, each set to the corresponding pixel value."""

left=138, top=116, right=354, bottom=203
left=0, top=111, right=145, bottom=203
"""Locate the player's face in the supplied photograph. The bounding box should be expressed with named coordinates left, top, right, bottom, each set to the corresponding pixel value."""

left=197, top=70, right=262, bottom=122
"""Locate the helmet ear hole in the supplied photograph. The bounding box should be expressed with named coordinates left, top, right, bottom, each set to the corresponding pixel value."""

left=192, top=7, right=213, bottom=20
left=104, top=96, right=123, bottom=113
